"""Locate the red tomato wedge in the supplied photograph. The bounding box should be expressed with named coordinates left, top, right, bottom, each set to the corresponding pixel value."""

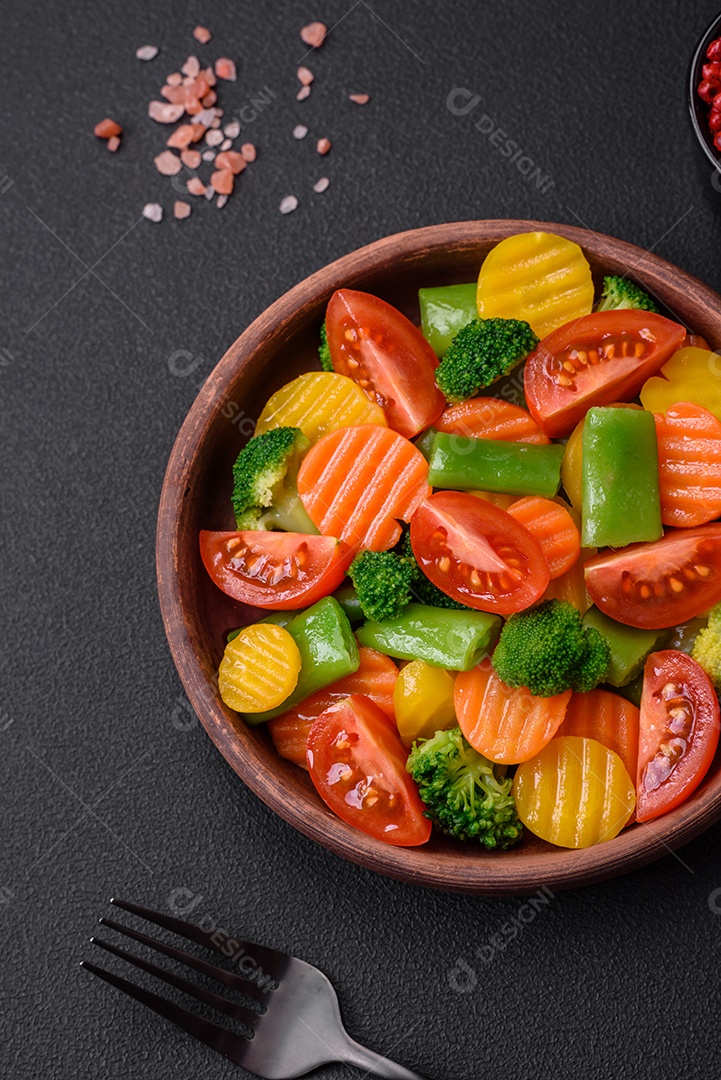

left=325, top=289, right=445, bottom=439
left=524, top=311, right=686, bottom=437
left=637, top=650, right=720, bottom=822
left=268, top=648, right=398, bottom=768
left=506, top=496, right=581, bottom=579
left=434, top=397, right=549, bottom=444
left=199, top=530, right=353, bottom=610
left=410, top=490, right=549, bottom=615
left=455, top=658, right=571, bottom=764
left=584, top=524, right=721, bottom=629
left=558, top=689, right=639, bottom=783
left=306, top=694, right=432, bottom=846
left=654, top=401, right=721, bottom=527
left=297, top=424, right=430, bottom=551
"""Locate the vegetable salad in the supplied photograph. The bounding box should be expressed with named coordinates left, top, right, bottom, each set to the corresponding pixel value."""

left=200, top=230, right=721, bottom=852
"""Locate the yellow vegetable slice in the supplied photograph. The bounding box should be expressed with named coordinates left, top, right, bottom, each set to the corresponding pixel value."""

left=393, top=660, right=456, bottom=747
left=513, top=735, right=635, bottom=848
left=218, top=624, right=302, bottom=713
left=640, top=348, right=721, bottom=422
left=255, top=371, right=387, bottom=444
left=476, top=231, right=594, bottom=340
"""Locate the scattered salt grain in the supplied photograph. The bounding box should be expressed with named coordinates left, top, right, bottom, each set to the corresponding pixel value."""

left=181, top=148, right=202, bottom=168
left=167, top=124, right=204, bottom=149
left=280, top=195, right=298, bottom=214
left=349, top=93, right=370, bottom=105
left=154, top=150, right=182, bottom=175
left=94, top=118, right=122, bottom=139
left=240, top=142, right=256, bottom=162
left=202, top=149, right=216, bottom=162
left=211, top=169, right=234, bottom=194
left=316, top=137, right=332, bottom=155
left=186, top=177, right=207, bottom=196
left=216, top=194, right=228, bottom=208
left=174, top=200, right=191, bottom=219
left=220, top=138, right=232, bottom=150
left=142, top=203, right=163, bottom=222
left=193, top=108, right=217, bottom=127
left=210, top=117, right=222, bottom=129
left=204, top=186, right=216, bottom=200
left=313, top=176, right=330, bottom=193
left=293, top=124, right=308, bottom=140
left=297, top=66, right=314, bottom=86
left=182, top=55, right=201, bottom=78
left=136, top=45, right=159, bottom=61
left=215, top=57, right=237, bottom=81
left=224, top=120, right=241, bottom=139
left=300, top=22, right=327, bottom=48
left=205, top=129, right=223, bottom=146
left=167, top=72, right=182, bottom=86
left=193, top=26, right=212, bottom=44
left=148, top=100, right=185, bottom=124
left=296, top=85, right=311, bottom=101
left=107, top=136, right=121, bottom=152
left=215, top=150, right=246, bottom=174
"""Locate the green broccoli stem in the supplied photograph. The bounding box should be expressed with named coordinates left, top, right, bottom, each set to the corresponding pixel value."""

left=256, top=489, right=319, bottom=534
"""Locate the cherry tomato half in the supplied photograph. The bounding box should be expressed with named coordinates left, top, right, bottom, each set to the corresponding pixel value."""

left=637, top=650, right=720, bottom=822
left=584, top=524, right=721, bottom=629
left=199, top=530, right=354, bottom=610
left=524, top=310, right=685, bottom=437
left=410, top=490, right=549, bottom=615
left=306, top=694, right=432, bottom=846
left=325, top=289, right=446, bottom=440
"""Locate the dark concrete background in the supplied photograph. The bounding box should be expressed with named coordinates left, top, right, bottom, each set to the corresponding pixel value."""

left=2, top=1, right=721, bottom=1077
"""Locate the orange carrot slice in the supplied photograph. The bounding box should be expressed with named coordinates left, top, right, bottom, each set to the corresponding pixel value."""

left=654, top=401, right=721, bottom=527
left=506, top=496, right=581, bottom=579
left=297, top=424, right=430, bottom=551
left=268, top=647, right=398, bottom=768
left=557, top=688, right=639, bottom=783
left=435, top=397, right=549, bottom=444
left=455, top=658, right=571, bottom=764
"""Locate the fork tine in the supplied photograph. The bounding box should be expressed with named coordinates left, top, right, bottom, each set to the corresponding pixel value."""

left=90, top=936, right=259, bottom=1029
left=98, top=917, right=267, bottom=1003
left=80, top=961, right=247, bottom=1065
left=109, top=898, right=287, bottom=980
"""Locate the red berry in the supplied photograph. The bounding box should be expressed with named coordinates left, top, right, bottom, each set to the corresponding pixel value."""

left=710, top=110, right=721, bottom=133
left=698, top=79, right=720, bottom=103
left=703, top=62, right=721, bottom=81
left=714, top=131, right=721, bottom=152
left=707, top=37, right=721, bottom=61
left=712, top=92, right=721, bottom=111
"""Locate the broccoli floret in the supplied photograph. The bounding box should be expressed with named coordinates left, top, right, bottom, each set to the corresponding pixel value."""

left=492, top=599, right=611, bottom=697
left=594, top=276, right=659, bottom=313
left=231, top=426, right=316, bottom=532
left=692, top=605, right=721, bottom=694
left=407, top=728, right=523, bottom=849
left=318, top=320, right=333, bottom=371
left=399, top=531, right=471, bottom=611
left=349, top=550, right=416, bottom=622
left=435, top=317, right=539, bottom=403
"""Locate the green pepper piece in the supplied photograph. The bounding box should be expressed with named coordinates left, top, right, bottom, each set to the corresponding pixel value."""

left=582, top=606, right=667, bottom=687
left=356, top=603, right=500, bottom=670
left=428, top=431, right=564, bottom=498
left=243, top=597, right=359, bottom=724
left=331, top=583, right=364, bottom=624
left=413, top=427, right=438, bottom=462
left=581, top=407, right=662, bottom=548
left=418, top=282, right=478, bottom=357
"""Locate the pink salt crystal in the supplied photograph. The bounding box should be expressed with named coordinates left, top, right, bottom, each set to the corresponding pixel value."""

left=186, top=177, right=207, bottom=196
left=193, top=108, right=217, bottom=127
left=202, top=149, right=216, bottom=162
left=193, top=26, right=211, bottom=44
left=316, top=137, right=332, bottom=155
left=216, top=194, right=228, bottom=208
left=300, top=21, right=327, bottom=48
left=148, top=101, right=185, bottom=123
left=280, top=195, right=298, bottom=214
left=224, top=120, right=241, bottom=139
left=349, top=93, right=370, bottom=105
left=313, top=176, right=330, bottom=193
left=240, top=142, right=256, bottom=162
left=205, top=129, right=223, bottom=146
left=201, top=91, right=217, bottom=107
left=296, top=85, right=311, bottom=101
left=204, top=186, right=215, bottom=200
left=174, top=200, right=191, bottom=219
left=182, top=55, right=200, bottom=77
left=210, top=118, right=222, bottom=129
left=107, top=136, right=121, bottom=152
left=220, top=138, right=232, bottom=150
left=154, top=150, right=182, bottom=175
left=297, top=66, right=314, bottom=85
left=142, top=203, right=163, bottom=222
left=215, top=57, right=237, bottom=81
left=167, top=72, right=183, bottom=86
left=181, top=148, right=202, bottom=169
left=293, top=124, right=308, bottom=140
left=136, top=45, right=158, bottom=61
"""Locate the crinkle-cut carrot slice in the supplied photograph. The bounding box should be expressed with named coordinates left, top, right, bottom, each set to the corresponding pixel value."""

left=557, top=689, right=639, bottom=786
left=435, top=397, right=549, bottom=444
left=298, top=424, right=430, bottom=551
left=507, top=496, right=580, bottom=579
left=654, top=401, right=721, bottom=527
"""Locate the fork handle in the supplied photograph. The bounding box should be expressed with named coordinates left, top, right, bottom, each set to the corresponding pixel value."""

left=340, top=1036, right=429, bottom=1080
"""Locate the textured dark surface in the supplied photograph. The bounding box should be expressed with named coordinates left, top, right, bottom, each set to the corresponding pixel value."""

left=3, top=1, right=721, bottom=1078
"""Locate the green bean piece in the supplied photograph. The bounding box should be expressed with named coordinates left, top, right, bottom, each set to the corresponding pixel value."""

left=243, top=597, right=359, bottom=725
left=428, top=431, right=564, bottom=497
left=581, top=407, right=662, bottom=548
left=418, top=282, right=478, bottom=357
left=582, top=606, right=667, bottom=687
left=356, top=603, right=500, bottom=671
left=413, top=427, right=438, bottom=462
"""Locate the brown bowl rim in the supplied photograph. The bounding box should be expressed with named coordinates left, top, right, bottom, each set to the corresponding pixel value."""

left=157, top=219, right=721, bottom=895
